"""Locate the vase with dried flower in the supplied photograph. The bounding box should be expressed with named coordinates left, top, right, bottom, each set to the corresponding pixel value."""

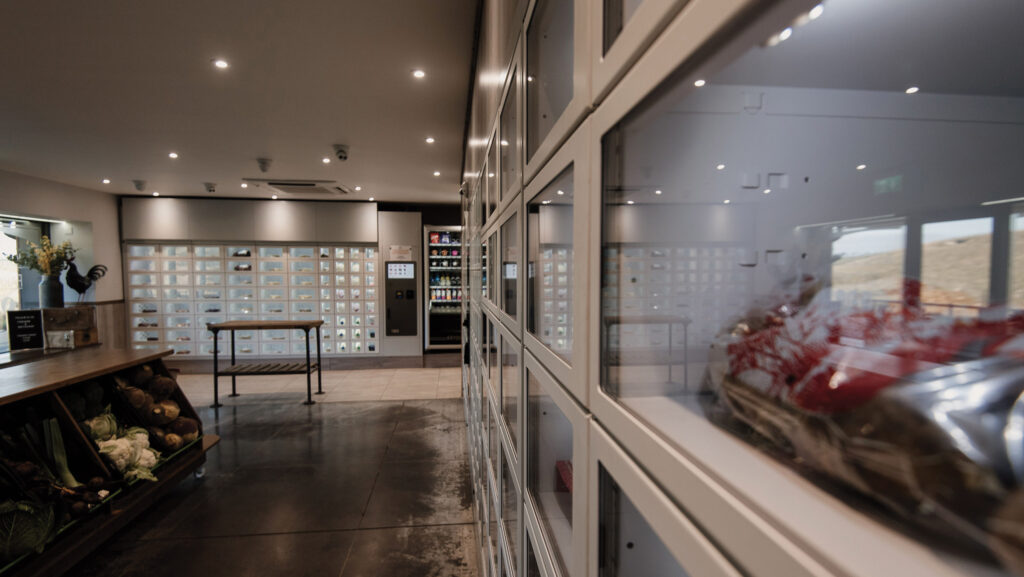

left=6, top=236, right=76, bottom=308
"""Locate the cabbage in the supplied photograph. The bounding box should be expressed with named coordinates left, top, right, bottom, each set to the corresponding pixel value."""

left=97, top=428, right=160, bottom=482
left=0, top=500, right=55, bottom=561
left=82, top=412, right=118, bottom=441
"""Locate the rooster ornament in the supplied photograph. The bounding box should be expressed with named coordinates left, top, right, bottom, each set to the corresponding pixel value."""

left=65, top=258, right=108, bottom=303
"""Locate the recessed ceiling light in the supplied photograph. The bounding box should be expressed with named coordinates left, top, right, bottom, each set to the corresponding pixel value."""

left=541, top=200, right=551, bottom=205
left=322, top=157, right=331, bottom=164
left=557, top=190, right=564, bottom=195
left=778, top=27, right=793, bottom=42
left=433, top=171, right=441, bottom=177
left=809, top=4, right=824, bottom=20
left=694, top=79, right=706, bottom=87
left=527, top=76, right=534, bottom=82
left=488, top=172, right=495, bottom=178
left=856, top=164, right=867, bottom=171
left=241, top=183, right=248, bottom=188
left=425, top=137, right=435, bottom=144
left=724, top=199, right=731, bottom=204
left=101, top=179, right=110, bottom=184
left=905, top=86, right=920, bottom=94
left=213, top=59, right=229, bottom=69
left=412, top=69, right=426, bottom=79
left=500, top=140, right=509, bottom=147
left=152, top=192, right=160, bottom=197
left=355, top=186, right=362, bottom=191
left=168, top=152, right=178, bottom=159
left=716, top=164, right=726, bottom=170
left=368, top=197, right=375, bottom=202
left=654, top=189, right=662, bottom=195
left=763, top=188, right=771, bottom=194
left=272, top=194, right=278, bottom=200
left=626, top=200, right=635, bottom=205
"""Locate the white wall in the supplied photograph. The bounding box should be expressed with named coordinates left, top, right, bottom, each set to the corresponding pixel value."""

left=0, top=169, right=122, bottom=301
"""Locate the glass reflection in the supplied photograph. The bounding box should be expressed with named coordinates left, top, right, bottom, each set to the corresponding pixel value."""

left=527, top=370, right=574, bottom=576
left=600, top=0, right=1024, bottom=570
left=527, top=0, right=573, bottom=160
left=527, top=166, right=575, bottom=362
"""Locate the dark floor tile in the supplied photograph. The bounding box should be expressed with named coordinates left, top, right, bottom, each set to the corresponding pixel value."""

left=340, top=525, right=477, bottom=577
left=360, top=459, right=473, bottom=528
left=69, top=530, right=356, bottom=577
left=402, top=399, right=467, bottom=424
left=385, top=417, right=467, bottom=462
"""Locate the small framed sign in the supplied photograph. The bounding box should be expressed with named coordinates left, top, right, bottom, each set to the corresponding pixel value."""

left=8, top=310, right=44, bottom=351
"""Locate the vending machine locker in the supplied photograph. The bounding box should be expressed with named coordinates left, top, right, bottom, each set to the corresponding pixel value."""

left=385, top=261, right=417, bottom=336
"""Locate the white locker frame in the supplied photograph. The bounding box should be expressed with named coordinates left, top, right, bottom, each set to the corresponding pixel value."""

left=523, top=119, right=591, bottom=406
left=521, top=0, right=591, bottom=186
left=495, top=318, right=524, bottom=467
left=486, top=196, right=525, bottom=340
left=499, top=442, right=524, bottom=577
left=524, top=503, right=559, bottom=577
left=590, top=0, right=691, bottom=105
left=586, top=1, right=983, bottom=576
left=496, top=38, right=524, bottom=218
left=589, top=422, right=742, bottom=577
left=523, top=351, right=589, bottom=577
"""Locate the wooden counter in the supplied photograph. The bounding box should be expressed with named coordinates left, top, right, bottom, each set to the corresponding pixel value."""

left=0, top=347, right=172, bottom=407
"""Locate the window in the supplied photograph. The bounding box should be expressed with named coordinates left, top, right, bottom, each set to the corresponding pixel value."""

left=501, top=214, right=519, bottom=318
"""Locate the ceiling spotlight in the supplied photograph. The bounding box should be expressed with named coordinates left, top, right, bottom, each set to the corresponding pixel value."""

left=694, top=79, right=707, bottom=87
left=152, top=192, right=160, bottom=197
left=425, top=137, right=435, bottom=144
left=433, top=171, right=441, bottom=177
left=557, top=190, right=564, bottom=195
left=488, top=172, right=495, bottom=178
left=168, top=152, right=179, bottom=159
left=355, top=186, right=362, bottom=191
left=724, top=199, right=731, bottom=204
left=101, top=179, right=110, bottom=184
left=241, top=183, right=248, bottom=188
left=716, top=164, right=726, bottom=170
left=271, top=194, right=278, bottom=200
left=322, top=157, right=331, bottom=164
left=368, top=197, right=375, bottom=202
left=778, top=27, right=793, bottom=42
left=809, top=4, right=824, bottom=20
left=905, top=86, right=920, bottom=94
left=213, top=59, right=229, bottom=69
left=500, top=140, right=509, bottom=147
left=626, top=200, right=635, bottom=205
left=763, top=188, right=771, bottom=194
left=412, top=69, right=426, bottom=79
left=856, top=164, right=867, bottom=171
left=541, top=200, right=551, bottom=205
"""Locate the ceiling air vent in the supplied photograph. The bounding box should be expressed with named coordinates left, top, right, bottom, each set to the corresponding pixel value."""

left=243, top=179, right=351, bottom=196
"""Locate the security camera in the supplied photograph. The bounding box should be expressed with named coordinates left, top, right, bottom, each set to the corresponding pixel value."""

left=333, top=144, right=349, bottom=162
left=204, top=182, right=217, bottom=193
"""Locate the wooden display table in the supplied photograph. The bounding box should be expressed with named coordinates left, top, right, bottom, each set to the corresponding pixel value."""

left=206, top=320, right=324, bottom=407
left=0, top=347, right=218, bottom=577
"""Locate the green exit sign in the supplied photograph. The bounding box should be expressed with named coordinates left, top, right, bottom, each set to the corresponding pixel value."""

left=874, top=175, right=903, bottom=195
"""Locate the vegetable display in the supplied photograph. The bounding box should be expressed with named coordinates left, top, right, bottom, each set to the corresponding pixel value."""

left=110, top=364, right=201, bottom=455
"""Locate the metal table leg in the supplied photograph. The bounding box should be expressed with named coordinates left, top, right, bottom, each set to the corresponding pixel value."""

left=315, top=324, right=324, bottom=395
left=303, top=328, right=315, bottom=405
left=211, top=328, right=223, bottom=408
left=229, top=329, right=239, bottom=397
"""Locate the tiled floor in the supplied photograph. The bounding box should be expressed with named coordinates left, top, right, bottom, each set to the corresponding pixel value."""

left=175, top=367, right=464, bottom=408
left=67, top=369, right=476, bottom=577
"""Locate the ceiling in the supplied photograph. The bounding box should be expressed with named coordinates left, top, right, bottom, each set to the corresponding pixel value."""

left=0, top=0, right=478, bottom=204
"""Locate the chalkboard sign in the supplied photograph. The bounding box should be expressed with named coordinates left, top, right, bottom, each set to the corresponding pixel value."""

left=8, top=310, right=44, bottom=351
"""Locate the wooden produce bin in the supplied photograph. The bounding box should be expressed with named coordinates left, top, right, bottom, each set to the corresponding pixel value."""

left=0, top=348, right=219, bottom=577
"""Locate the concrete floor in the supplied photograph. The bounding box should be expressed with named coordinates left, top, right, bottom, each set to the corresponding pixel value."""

left=68, top=369, right=477, bottom=577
